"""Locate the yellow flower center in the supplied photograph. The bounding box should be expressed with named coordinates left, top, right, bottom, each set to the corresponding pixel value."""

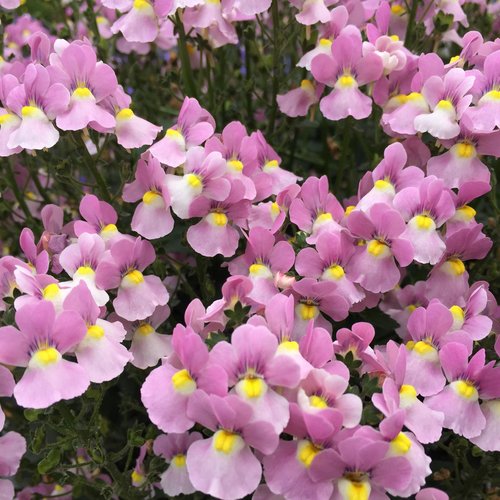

left=436, top=99, right=454, bottom=110
left=456, top=205, right=476, bottom=220
left=367, top=240, right=390, bottom=258
left=390, top=432, right=412, bottom=455
left=137, top=323, right=154, bottom=336
left=87, top=325, right=105, bottom=339
left=264, top=159, right=279, bottom=170
left=42, top=283, right=60, bottom=300
left=101, top=223, right=118, bottom=234
left=213, top=430, right=241, bottom=454
left=374, top=179, right=393, bottom=190
left=116, top=108, right=134, bottom=120
left=309, top=395, right=328, bottom=409
left=446, top=258, right=466, bottom=276
left=319, top=38, right=332, bottom=47
left=185, top=173, right=203, bottom=189
left=390, top=34, right=400, bottom=41
left=76, top=265, right=95, bottom=276
left=483, top=89, right=500, bottom=101
left=455, top=142, right=476, bottom=158
left=239, top=377, right=265, bottom=399
left=172, top=454, right=186, bottom=467
left=453, top=380, right=478, bottom=400
left=32, top=347, right=60, bottom=366
left=227, top=159, right=244, bottom=172
left=0, top=113, right=16, bottom=125
left=72, top=87, right=93, bottom=99
left=297, top=440, right=321, bottom=468
left=400, top=384, right=417, bottom=398
left=133, top=0, right=151, bottom=9
left=166, top=128, right=183, bottom=139
left=344, top=205, right=356, bottom=216
left=124, top=269, right=144, bottom=285
left=337, top=74, right=357, bottom=89
left=142, top=190, right=161, bottom=204
left=297, top=303, right=319, bottom=321
left=21, top=105, right=41, bottom=118
left=300, top=79, right=314, bottom=91
left=210, top=212, right=228, bottom=226
left=277, top=340, right=299, bottom=352
left=391, top=4, right=405, bottom=14
left=315, top=212, right=333, bottom=224
left=324, top=264, right=345, bottom=280
left=171, top=369, right=196, bottom=394
left=414, top=214, right=434, bottom=230
left=449, top=55, right=461, bottom=64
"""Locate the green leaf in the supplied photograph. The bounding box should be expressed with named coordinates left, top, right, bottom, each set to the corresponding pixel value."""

left=37, top=448, right=61, bottom=474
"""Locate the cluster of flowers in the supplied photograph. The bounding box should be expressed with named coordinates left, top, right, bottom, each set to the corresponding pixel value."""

left=0, top=33, right=161, bottom=155
left=0, top=91, right=498, bottom=498
left=279, top=7, right=500, bottom=177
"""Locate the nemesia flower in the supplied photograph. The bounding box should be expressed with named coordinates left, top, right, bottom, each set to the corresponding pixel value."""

left=186, top=393, right=276, bottom=500
left=246, top=131, right=298, bottom=201
left=111, top=0, right=172, bottom=43
left=0, top=301, right=89, bottom=408
left=112, top=304, right=171, bottom=369
left=248, top=183, right=300, bottom=234
left=165, top=146, right=230, bottom=219
left=186, top=182, right=251, bottom=257
left=202, top=275, right=257, bottom=332
left=425, top=224, right=492, bottom=304
left=95, top=236, right=169, bottom=321
left=370, top=411, right=432, bottom=497
left=356, top=141, right=424, bottom=212
left=462, top=50, right=500, bottom=132
left=74, top=194, right=121, bottom=242
left=122, top=153, right=174, bottom=239
left=153, top=432, right=202, bottom=496
left=141, top=324, right=227, bottom=433
left=404, top=301, right=471, bottom=397
left=290, top=176, right=344, bottom=244
left=204, top=121, right=257, bottom=200
left=413, top=68, right=474, bottom=140
left=346, top=203, right=414, bottom=293
left=373, top=342, right=444, bottom=443
left=0, top=365, right=15, bottom=431
left=0, top=431, right=26, bottom=500
left=64, top=282, right=132, bottom=383
left=289, top=0, right=331, bottom=25
left=426, top=342, right=500, bottom=442
left=393, top=175, right=455, bottom=264
left=6, top=63, right=69, bottom=150
left=296, top=6, right=353, bottom=70
left=114, top=106, right=161, bottom=149
left=228, top=227, right=295, bottom=305
left=363, top=35, right=408, bottom=76
left=295, top=231, right=365, bottom=307
left=277, top=80, right=322, bottom=118
left=291, top=278, right=350, bottom=336
left=333, top=322, right=382, bottom=374
left=210, top=324, right=299, bottom=434
left=59, top=232, right=109, bottom=306
left=19, top=227, right=49, bottom=274
left=49, top=41, right=118, bottom=131
left=426, top=124, right=498, bottom=188
left=311, top=32, right=383, bottom=120
left=183, top=1, right=238, bottom=48
left=448, top=284, right=492, bottom=341
left=446, top=181, right=490, bottom=232
left=149, top=97, right=215, bottom=167
left=130, top=444, right=148, bottom=487
left=13, top=267, right=68, bottom=312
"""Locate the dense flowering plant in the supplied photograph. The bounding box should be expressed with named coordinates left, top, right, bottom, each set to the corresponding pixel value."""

left=0, top=0, right=498, bottom=499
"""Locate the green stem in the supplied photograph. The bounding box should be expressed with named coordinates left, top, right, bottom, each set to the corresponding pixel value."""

left=267, top=0, right=281, bottom=136
left=175, top=12, right=198, bottom=98
left=73, top=133, right=111, bottom=202
left=404, top=0, right=419, bottom=49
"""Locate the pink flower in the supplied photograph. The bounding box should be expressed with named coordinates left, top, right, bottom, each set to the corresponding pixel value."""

left=122, top=153, right=174, bottom=239
left=95, top=237, right=169, bottom=321
left=311, top=32, right=383, bottom=121
left=0, top=300, right=90, bottom=408
left=149, top=96, right=215, bottom=167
